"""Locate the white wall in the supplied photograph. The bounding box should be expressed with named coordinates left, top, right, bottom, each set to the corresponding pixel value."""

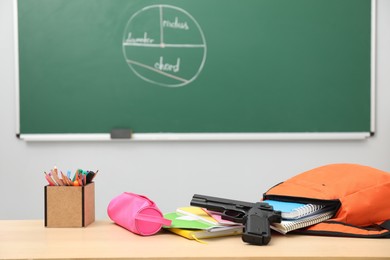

left=1, top=0, right=389, bottom=220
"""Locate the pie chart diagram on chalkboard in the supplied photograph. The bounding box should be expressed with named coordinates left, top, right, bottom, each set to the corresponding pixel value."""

left=122, top=5, right=207, bottom=88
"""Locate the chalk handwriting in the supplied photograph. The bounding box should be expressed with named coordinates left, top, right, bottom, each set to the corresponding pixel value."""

left=154, top=56, right=181, bottom=73
left=162, top=17, right=189, bottom=30
left=125, top=32, right=154, bottom=44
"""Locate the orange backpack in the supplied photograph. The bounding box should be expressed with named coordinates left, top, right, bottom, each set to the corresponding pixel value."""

left=263, top=163, right=390, bottom=237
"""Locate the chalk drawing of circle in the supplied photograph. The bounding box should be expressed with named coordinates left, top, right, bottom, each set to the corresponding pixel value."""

left=123, top=5, right=207, bottom=87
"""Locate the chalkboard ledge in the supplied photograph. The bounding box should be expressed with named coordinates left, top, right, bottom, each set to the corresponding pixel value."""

left=17, top=132, right=372, bottom=142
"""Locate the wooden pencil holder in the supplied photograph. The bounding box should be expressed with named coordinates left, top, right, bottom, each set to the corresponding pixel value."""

left=44, top=182, right=95, bottom=227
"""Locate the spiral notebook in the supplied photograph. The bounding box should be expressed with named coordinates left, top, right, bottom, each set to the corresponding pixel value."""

left=263, top=200, right=326, bottom=219
left=270, top=210, right=335, bottom=234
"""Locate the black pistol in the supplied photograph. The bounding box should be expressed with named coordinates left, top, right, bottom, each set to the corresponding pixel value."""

left=190, top=194, right=281, bottom=245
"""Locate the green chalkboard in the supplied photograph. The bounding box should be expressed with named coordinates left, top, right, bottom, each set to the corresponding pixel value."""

left=17, top=0, right=373, bottom=140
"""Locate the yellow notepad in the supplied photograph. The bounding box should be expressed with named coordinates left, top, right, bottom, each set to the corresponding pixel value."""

left=167, top=226, right=243, bottom=241
left=163, top=212, right=215, bottom=230
left=176, top=206, right=218, bottom=225
left=164, top=206, right=243, bottom=242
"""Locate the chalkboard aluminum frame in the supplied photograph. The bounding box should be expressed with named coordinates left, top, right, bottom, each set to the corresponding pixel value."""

left=14, top=0, right=376, bottom=141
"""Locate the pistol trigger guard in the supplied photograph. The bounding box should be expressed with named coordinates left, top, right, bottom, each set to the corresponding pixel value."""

left=222, top=209, right=246, bottom=223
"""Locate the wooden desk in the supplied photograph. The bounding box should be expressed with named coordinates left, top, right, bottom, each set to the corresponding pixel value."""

left=0, top=220, right=389, bottom=260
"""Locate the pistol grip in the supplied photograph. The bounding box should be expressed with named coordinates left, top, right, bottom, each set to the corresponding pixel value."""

left=242, top=210, right=272, bottom=245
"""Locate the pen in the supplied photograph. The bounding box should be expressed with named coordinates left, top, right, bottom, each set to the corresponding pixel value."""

left=43, top=167, right=99, bottom=186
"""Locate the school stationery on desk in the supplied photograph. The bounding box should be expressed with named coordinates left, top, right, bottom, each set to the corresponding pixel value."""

left=107, top=192, right=171, bottom=236
left=176, top=206, right=221, bottom=225
left=261, top=199, right=336, bottom=234
left=44, top=166, right=98, bottom=228
left=178, top=207, right=241, bottom=227
left=263, top=200, right=326, bottom=219
left=166, top=226, right=243, bottom=241
left=44, top=167, right=98, bottom=186
left=163, top=207, right=243, bottom=242
left=271, top=210, right=335, bottom=234
left=163, top=212, right=214, bottom=230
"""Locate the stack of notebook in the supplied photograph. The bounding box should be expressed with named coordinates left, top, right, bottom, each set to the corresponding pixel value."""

left=163, top=206, right=243, bottom=241
left=263, top=199, right=336, bottom=234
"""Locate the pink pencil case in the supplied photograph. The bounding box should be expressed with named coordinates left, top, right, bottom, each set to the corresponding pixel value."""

left=107, top=192, right=171, bottom=236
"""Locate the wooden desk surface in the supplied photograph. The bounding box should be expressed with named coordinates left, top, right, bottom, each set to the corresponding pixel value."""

left=0, top=220, right=389, bottom=260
